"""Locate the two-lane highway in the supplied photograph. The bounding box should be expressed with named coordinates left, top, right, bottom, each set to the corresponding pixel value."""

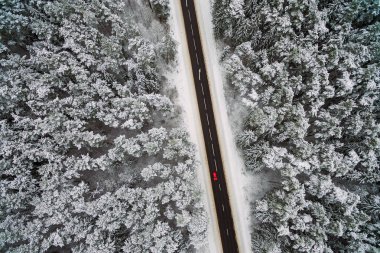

left=179, top=1, right=239, bottom=252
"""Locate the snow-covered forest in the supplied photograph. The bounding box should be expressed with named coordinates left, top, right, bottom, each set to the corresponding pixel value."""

left=0, top=0, right=207, bottom=252
left=213, top=0, right=379, bottom=252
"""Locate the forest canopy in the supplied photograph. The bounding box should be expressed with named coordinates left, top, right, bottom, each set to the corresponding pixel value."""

left=213, top=0, right=379, bottom=252
left=0, top=0, right=207, bottom=252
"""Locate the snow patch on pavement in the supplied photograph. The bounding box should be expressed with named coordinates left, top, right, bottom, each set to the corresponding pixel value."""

left=194, top=0, right=253, bottom=252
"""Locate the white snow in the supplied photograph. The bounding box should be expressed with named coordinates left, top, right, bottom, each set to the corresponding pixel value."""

left=167, top=1, right=223, bottom=252
left=193, top=0, right=253, bottom=252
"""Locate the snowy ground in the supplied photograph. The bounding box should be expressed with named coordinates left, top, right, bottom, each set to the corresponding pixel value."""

left=167, top=0, right=223, bottom=252
left=193, top=1, right=253, bottom=252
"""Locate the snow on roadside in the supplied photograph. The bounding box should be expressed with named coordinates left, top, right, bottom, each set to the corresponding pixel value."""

left=193, top=0, right=253, bottom=252
left=167, top=0, right=223, bottom=252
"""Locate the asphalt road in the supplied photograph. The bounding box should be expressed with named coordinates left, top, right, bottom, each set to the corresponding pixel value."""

left=179, top=1, right=239, bottom=252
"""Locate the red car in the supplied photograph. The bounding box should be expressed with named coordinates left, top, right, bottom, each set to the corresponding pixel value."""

left=212, top=172, right=218, bottom=181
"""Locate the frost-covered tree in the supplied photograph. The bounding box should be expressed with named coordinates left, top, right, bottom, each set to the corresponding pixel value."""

left=0, top=0, right=206, bottom=252
left=148, top=0, right=170, bottom=21
left=214, top=0, right=380, bottom=251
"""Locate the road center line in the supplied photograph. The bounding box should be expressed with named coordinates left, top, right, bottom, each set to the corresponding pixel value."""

left=186, top=0, right=188, bottom=7
left=219, top=184, right=222, bottom=191
left=222, top=204, right=225, bottom=212
left=196, top=53, right=199, bottom=65
left=214, top=159, right=218, bottom=171
left=208, top=127, right=213, bottom=141
left=211, top=143, right=215, bottom=156
left=226, top=229, right=229, bottom=236
left=201, top=82, right=205, bottom=95
left=206, top=113, right=210, bottom=125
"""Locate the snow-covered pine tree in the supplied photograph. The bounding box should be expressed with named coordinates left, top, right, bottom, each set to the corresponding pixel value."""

left=214, top=0, right=380, bottom=251
left=0, top=0, right=206, bottom=252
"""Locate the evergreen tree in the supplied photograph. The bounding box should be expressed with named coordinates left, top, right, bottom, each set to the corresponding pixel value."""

left=214, top=0, right=380, bottom=251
